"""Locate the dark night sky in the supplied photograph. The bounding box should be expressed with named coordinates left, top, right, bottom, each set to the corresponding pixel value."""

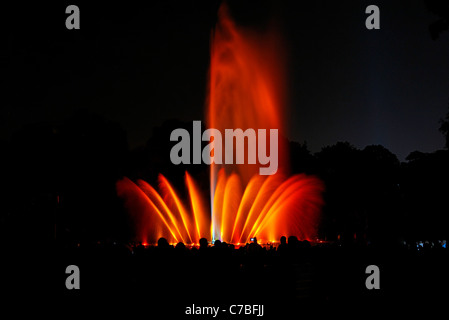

left=3, top=0, right=449, bottom=160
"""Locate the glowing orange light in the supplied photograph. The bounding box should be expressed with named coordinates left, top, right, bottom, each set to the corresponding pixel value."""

left=117, top=171, right=323, bottom=244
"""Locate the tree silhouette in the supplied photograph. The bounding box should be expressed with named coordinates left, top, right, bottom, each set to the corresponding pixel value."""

left=439, top=107, right=449, bottom=149
left=402, top=149, right=449, bottom=239
left=289, top=140, right=318, bottom=174
left=314, top=142, right=403, bottom=245
left=425, top=0, right=449, bottom=40
left=315, top=142, right=363, bottom=243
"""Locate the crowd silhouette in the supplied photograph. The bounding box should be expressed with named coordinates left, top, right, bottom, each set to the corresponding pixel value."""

left=56, top=234, right=448, bottom=309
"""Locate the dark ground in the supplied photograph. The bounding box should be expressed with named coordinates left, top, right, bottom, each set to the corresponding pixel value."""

left=53, top=239, right=448, bottom=318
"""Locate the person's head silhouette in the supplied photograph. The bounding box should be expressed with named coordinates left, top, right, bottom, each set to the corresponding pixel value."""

left=199, top=238, right=208, bottom=249
left=280, top=236, right=286, bottom=245
left=157, top=237, right=169, bottom=248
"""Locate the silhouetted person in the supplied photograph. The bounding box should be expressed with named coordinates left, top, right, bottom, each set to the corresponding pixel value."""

left=277, top=236, right=288, bottom=256
left=157, top=237, right=169, bottom=248
left=302, top=240, right=311, bottom=248
left=198, top=238, right=210, bottom=264
left=288, top=236, right=299, bottom=249
left=248, top=237, right=262, bottom=254
left=135, top=242, right=145, bottom=256
left=199, top=237, right=208, bottom=250
left=175, top=242, right=186, bottom=251
left=243, top=239, right=263, bottom=280
left=287, top=236, right=300, bottom=260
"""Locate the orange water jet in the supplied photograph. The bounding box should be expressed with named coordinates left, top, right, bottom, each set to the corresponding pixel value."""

left=116, top=170, right=324, bottom=244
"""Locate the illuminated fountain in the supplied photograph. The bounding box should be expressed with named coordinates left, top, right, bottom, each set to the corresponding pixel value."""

left=116, top=5, right=324, bottom=245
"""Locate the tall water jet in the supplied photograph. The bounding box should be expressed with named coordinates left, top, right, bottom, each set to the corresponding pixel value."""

left=207, top=4, right=289, bottom=184
left=207, top=4, right=290, bottom=240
